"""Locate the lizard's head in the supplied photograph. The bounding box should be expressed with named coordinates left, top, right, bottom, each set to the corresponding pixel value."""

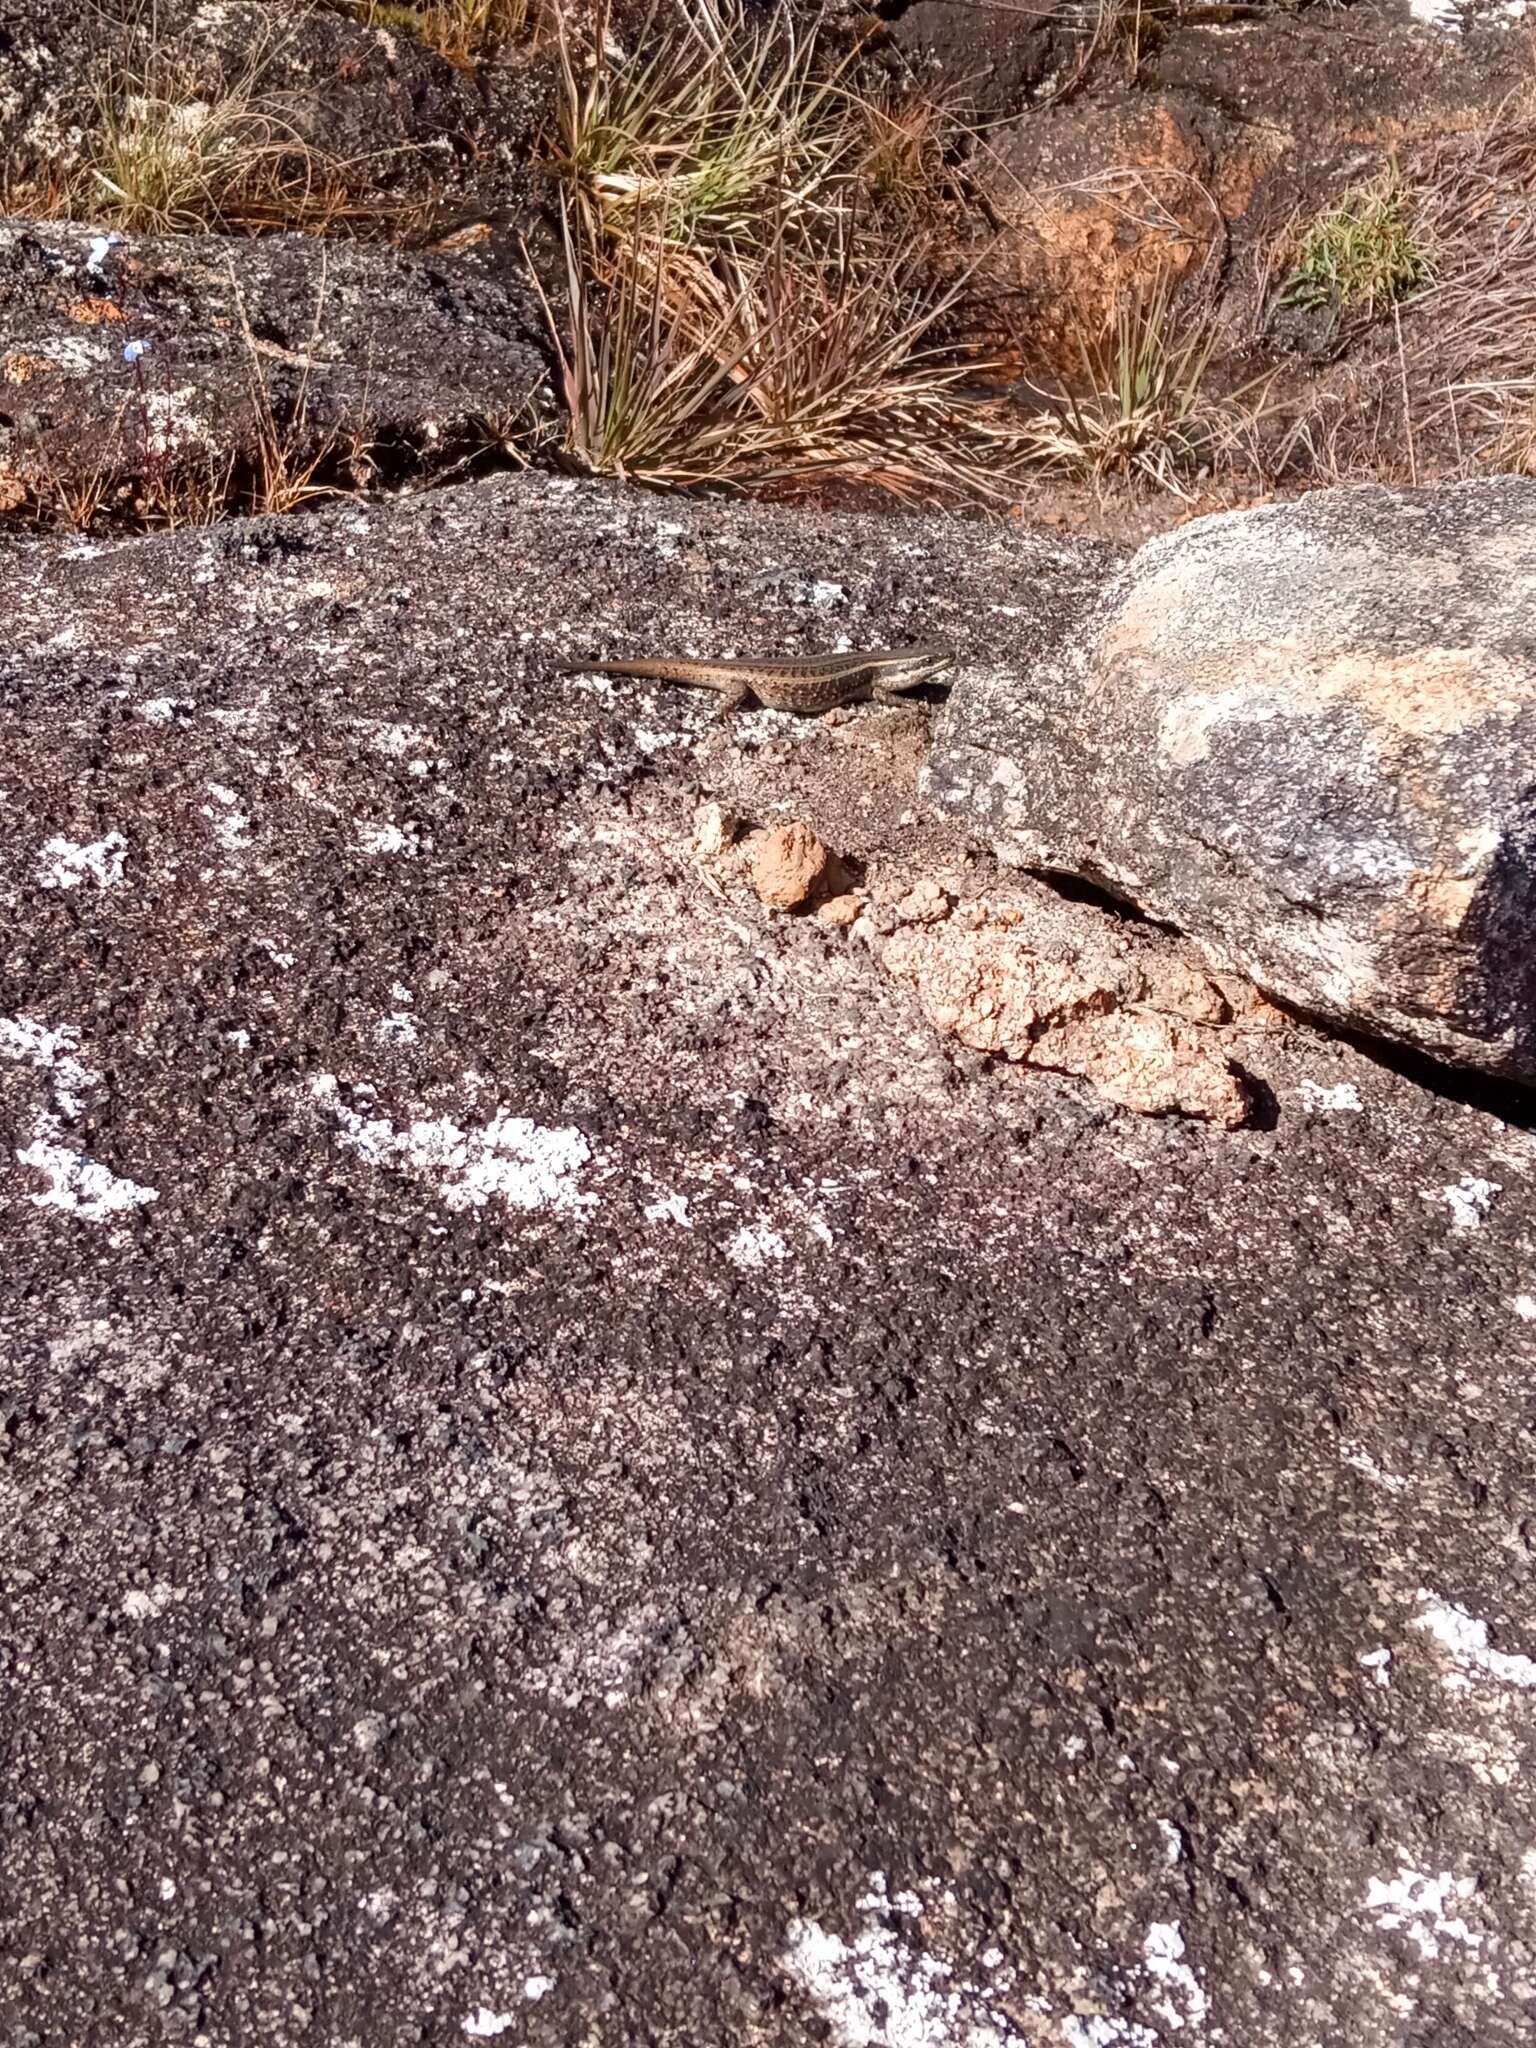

left=869, top=643, right=957, bottom=694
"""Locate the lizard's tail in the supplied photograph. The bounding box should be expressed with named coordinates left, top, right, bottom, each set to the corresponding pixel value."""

left=555, top=659, right=718, bottom=688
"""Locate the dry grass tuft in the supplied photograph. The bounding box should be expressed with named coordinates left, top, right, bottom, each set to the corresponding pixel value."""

left=73, top=20, right=335, bottom=235
left=348, top=0, right=546, bottom=66
left=1401, top=120, right=1536, bottom=470
left=533, top=196, right=1022, bottom=500
left=553, top=0, right=858, bottom=249
left=55, top=6, right=419, bottom=238
left=1016, top=272, right=1268, bottom=497
left=536, top=0, right=1024, bottom=505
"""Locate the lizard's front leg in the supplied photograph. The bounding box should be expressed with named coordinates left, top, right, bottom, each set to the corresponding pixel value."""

left=710, top=680, right=752, bottom=718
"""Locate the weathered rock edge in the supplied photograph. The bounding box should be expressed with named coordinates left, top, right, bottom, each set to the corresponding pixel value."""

left=924, top=479, right=1536, bottom=1082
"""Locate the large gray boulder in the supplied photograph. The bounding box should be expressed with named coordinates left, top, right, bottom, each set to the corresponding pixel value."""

left=924, top=480, right=1536, bottom=1081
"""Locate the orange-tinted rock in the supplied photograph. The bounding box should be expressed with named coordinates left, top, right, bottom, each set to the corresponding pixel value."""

left=883, top=914, right=1249, bottom=1123
left=750, top=822, right=845, bottom=911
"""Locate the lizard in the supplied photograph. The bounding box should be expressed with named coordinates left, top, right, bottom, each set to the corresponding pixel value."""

left=554, top=643, right=955, bottom=717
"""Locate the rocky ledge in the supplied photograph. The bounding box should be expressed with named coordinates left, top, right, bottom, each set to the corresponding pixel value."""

left=2, top=475, right=1535, bottom=2047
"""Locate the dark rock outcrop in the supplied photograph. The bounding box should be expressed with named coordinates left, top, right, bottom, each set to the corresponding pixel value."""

left=0, top=217, right=551, bottom=511
left=925, top=479, right=1536, bottom=1080
left=0, top=0, right=488, bottom=203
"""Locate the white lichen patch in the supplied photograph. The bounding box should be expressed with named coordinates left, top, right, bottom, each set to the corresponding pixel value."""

left=726, top=1222, right=790, bottom=1269
left=16, top=332, right=102, bottom=377
left=461, top=2011, right=513, bottom=2039
left=85, top=231, right=123, bottom=278
left=17, top=1133, right=158, bottom=1220
left=1512, top=1295, right=1536, bottom=1321
left=1342, top=1444, right=1410, bottom=1493
left=785, top=1877, right=1216, bottom=2048
left=1421, top=1176, right=1501, bottom=1232
left=311, top=1075, right=596, bottom=1216
left=0, top=1014, right=97, bottom=1121
left=140, top=385, right=208, bottom=460
left=1413, top=1593, right=1536, bottom=1690
left=358, top=718, right=434, bottom=758
left=644, top=1193, right=693, bottom=1227
left=202, top=782, right=252, bottom=852
left=632, top=724, right=698, bottom=755
left=1364, top=1866, right=1481, bottom=1959
left=783, top=1875, right=1026, bottom=2048
left=1360, top=1647, right=1393, bottom=1689
left=1142, top=1922, right=1207, bottom=2032
left=358, top=822, right=420, bottom=856
left=36, top=830, right=127, bottom=890
left=1157, top=685, right=1279, bottom=768
left=375, top=1012, right=419, bottom=1047
left=1061, top=2022, right=1155, bottom=2048
left=122, top=1582, right=177, bottom=1620
left=1298, top=1080, right=1363, bottom=1113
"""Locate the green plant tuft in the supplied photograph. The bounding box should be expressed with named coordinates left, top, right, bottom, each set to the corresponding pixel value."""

left=1284, top=175, right=1432, bottom=318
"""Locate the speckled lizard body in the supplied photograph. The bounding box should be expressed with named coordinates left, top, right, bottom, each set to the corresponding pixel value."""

left=556, top=644, right=955, bottom=717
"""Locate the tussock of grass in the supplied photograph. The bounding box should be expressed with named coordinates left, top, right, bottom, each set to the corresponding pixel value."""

left=537, top=0, right=1024, bottom=506
left=349, top=0, right=544, bottom=66
left=1283, top=174, right=1432, bottom=319
left=75, top=25, right=349, bottom=236
left=554, top=0, right=854, bottom=247
left=534, top=197, right=1022, bottom=500
left=1017, top=273, right=1263, bottom=497
left=1401, top=123, right=1536, bottom=469
left=80, top=66, right=286, bottom=232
